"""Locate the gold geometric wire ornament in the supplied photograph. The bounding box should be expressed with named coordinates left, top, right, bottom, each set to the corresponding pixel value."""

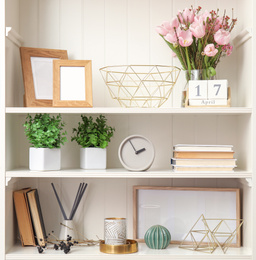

left=99, top=65, right=181, bottom=108
left=179, top=214, right=244, bottom=254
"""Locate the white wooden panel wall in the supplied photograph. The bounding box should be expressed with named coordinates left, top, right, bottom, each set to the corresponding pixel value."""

left=19, top=0, right=39, bottom=47
left=6, top=39, right=23, bottom=107
left=5, top=115, right=17, bottom=171
left=38, top=0, right=60, bottom=49
left=83, top=0, right=105, bottom=106
left=5, top=182, right=19, bottom=252
left=241, top=182, right=252, bottom=249
left=16, top=0, right=248, bottom=107
left=5, top=0, right=20, bottom=32
left=39, top=178, right=62, bottom=237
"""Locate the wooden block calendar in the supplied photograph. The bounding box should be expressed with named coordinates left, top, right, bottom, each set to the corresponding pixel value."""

left=185, top=80, right=231, bottom=107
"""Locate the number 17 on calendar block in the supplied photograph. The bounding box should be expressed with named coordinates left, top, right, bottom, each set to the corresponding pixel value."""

left=189, top=80, right=228, bottom=100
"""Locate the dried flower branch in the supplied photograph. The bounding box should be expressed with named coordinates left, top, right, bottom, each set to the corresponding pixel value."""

left=36, top=226, right=101, bottom=254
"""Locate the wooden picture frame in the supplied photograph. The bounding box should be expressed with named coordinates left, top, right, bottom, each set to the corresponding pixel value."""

left=53, top=60, right=93, bottom=107
left=20, top=47, right=68, bottom=107
left=133, top=186, right=241, bottom=247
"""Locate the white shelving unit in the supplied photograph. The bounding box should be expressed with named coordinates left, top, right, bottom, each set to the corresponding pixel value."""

left=1, top=0, right=256, bottom=260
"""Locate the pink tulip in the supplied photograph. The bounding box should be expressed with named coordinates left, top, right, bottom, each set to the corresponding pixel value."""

left=189, top=17, right=205, bottom=38
left=204, top=44, right=218, bottom=57
left=156, top=26, right=169, bottom=36
left=162, top=21, right=172, bottom=31
left=178, top=8, right=194, bottom=24
left=183, top=8, right=195, bottom=24
left=156, top=21, right=172, bottom=36
left=171, top=17, right=179, bottom=29
left=200, top=10, right=211, bottom=22
left=164, top=30, right=178, bottom=44
left=214, top=29, right=231, bottom=45
left=178, top=29, right=193, bottom=47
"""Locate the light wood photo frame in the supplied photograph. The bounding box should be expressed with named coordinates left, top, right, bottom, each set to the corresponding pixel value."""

left=53, top=60, right=93, bottom=107
left=133, top=186, right=241, bottom=247
left=20, top=47, right=68, bottom=107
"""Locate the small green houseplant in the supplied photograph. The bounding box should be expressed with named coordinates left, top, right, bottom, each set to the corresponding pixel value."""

left=71, top=115, right=115, bottom=169
left=24, top=113, right=67, bottom=171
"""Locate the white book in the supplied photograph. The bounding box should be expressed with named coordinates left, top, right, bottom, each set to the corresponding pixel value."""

left=173, top=144, right=233, bottom=152
left=172, top=165, right=236, bottom=172
left=171, top=158, right=237, bottom=166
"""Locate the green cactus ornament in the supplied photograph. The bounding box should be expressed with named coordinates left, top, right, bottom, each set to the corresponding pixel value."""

left=144, top=225, right=171, bottom=249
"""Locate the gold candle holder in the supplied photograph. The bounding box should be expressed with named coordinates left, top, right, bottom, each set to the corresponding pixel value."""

left=100, top=239, right=138, bottom=254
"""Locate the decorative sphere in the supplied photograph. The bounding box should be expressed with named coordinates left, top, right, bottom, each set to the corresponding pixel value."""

left=144, top=225, right=171, bottom=249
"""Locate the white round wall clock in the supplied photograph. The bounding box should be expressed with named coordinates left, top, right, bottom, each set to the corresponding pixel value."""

left=118, top=135, right=155, bottom=171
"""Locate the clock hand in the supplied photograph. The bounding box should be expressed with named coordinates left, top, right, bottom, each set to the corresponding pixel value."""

left=129, top=140, right=137, bottom=153
left=136, top=148, right=146, bottom=154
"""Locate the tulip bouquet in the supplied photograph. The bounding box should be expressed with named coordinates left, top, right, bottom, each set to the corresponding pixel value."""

left=156, top=6, right=237, bottom=80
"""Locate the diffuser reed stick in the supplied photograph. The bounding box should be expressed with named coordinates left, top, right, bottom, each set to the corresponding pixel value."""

left=51, top=183, right=67, bottom=220
left=69, top=183, right=88, bottom=220
left=69, top=183, right=82, bottom=220
left=51, top=182, right=88, bottom=220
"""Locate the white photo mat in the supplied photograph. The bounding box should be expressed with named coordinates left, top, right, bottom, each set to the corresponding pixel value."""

left=133, top=186, right=240, bottom=246
left=52, top=60, right=92, bottom=107
left=31, top=57, right=59, bottom=100
left=60, top=66, right=86, bottom=101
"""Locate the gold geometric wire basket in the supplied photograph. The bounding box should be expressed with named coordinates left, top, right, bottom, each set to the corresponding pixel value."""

left=99, top=65, right=181, bottom=108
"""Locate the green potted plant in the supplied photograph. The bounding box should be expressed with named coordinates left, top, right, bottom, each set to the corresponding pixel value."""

left=24, top=113, right=67, bottom=171
left=71, top=115, right=115, bottom=169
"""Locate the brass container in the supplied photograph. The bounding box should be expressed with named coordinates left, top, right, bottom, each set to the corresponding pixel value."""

left=100, top=239, right=138, bottom=254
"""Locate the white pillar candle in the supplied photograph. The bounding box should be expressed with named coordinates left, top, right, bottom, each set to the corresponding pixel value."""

left=104, top=218, right=126, bottom=245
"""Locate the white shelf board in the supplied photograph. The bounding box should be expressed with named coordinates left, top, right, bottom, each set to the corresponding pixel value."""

left=5, top=244, right=252, bottom=260
left=5, top=168, right=252, bottom=179
left=5, top=107, right=252, bottom=115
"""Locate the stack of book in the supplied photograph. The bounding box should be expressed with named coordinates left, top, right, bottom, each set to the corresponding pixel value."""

left=171, top=144, right=237, bottom=172
left=13, top=188, right=47, bottom=247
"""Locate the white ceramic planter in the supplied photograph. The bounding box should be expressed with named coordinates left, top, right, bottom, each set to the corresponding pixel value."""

left=29, top=147, right=61, bottom=171
left=80, top=147, right=106, bottom=169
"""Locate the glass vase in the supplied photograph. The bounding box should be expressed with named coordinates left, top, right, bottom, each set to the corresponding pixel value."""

left=186, top=69, right=216, bottom=81
left=182, top=69, right=216, bottom=107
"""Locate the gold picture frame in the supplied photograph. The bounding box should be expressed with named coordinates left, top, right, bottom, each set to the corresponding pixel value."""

left=53, top=60, right=93, bottom=107
left=20, top=47, right=68, bottom=107
left=133, top=186, right=241, bottom=247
